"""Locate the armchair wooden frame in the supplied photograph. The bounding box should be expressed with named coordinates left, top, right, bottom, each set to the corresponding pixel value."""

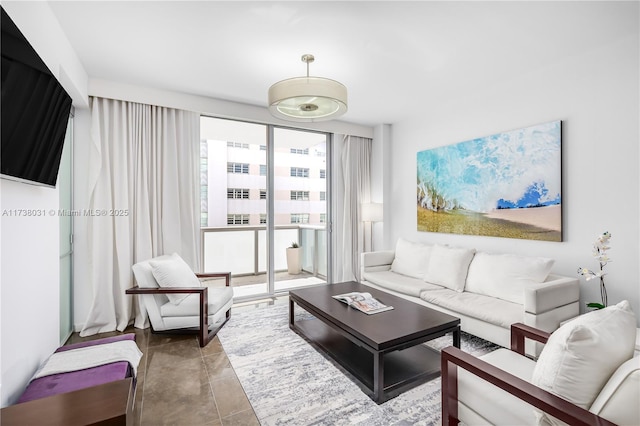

left=441, top=323, right=617, bottom=426
left=126, top=272, right=231, bottom=347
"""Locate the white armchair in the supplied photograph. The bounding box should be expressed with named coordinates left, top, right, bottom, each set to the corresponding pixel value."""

left=127, top=253, right=233, bottom=347
left=442, top=301, right=639, bottom=426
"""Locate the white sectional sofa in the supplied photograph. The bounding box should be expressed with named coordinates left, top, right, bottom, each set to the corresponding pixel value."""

left=361, top=238, right=580, bottom=355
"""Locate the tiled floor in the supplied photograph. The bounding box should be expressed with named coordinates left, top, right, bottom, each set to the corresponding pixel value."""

left=65, top=298, right=287, bottom=426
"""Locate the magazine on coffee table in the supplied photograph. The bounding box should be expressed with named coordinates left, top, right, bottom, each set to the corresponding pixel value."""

left=332, top=292, right=394, bottom=315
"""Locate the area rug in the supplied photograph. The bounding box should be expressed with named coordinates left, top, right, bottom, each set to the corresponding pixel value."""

left=217, top=302, right=499, bottom=426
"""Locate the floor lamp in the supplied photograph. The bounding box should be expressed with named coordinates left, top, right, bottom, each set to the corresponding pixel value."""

left=361, top=203, right=383, bottom=252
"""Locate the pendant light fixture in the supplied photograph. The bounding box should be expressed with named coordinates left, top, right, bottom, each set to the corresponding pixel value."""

left=268, top=54, right=348, bottom=122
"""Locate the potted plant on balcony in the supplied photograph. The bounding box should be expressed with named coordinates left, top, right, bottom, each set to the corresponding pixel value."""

left=286, top=242, right=302, bottom=275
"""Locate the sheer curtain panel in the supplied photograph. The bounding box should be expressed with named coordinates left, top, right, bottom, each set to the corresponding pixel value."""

left=339, top=135, right=372, bottom=282
left=80, top=97, right=200, bottom=336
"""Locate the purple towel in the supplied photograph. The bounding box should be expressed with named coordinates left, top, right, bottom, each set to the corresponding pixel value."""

left=17, top=334, right=136, bottom=404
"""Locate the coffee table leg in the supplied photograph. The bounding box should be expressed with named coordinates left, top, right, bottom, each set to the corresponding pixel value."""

left=453, top=325, right=461, bottom=348
left=373, top=352, right=384, bottom=403
left=289, top=298, right=294, bottom=327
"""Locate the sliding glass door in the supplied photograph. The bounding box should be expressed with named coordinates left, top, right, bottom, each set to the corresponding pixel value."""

left=200, top=116, right=331, bottom=300
left=273, top=127, right=328, bottom=292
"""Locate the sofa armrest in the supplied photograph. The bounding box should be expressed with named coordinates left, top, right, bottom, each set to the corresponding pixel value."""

left=441, top=346, right=616, bottom=426
left=125, top=286, right=206, bottom=296
left=126, top=286, right=210, bottom=347
left=361, top=250, right=395, bottom=268
left=196, top=272, right=231, bottom=287
left=524, top=275, right=579, bottom=314
left=361, top=251, right=395, bottom=281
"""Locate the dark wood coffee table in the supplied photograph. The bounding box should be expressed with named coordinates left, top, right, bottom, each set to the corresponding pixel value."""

left=289, top=281, right=460, bottom=403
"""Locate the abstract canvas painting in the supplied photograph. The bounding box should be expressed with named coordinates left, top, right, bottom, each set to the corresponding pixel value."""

left=417, top=120, right=562, bottom=241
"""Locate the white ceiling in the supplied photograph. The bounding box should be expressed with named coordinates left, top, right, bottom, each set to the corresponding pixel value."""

left=47, top=1, right=634, bottom=127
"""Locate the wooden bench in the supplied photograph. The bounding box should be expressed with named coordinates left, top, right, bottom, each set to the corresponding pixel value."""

left=1, top=334, right=138, bottom=426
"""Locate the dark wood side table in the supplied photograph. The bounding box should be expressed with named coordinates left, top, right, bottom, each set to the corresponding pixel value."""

left=0, top=378, right=134, bottom=426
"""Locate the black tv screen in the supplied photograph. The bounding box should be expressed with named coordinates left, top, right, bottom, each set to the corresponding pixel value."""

left=1, top=7, right=73, bottom=188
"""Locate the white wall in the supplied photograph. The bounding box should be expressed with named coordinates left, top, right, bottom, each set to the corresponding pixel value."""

left=0, top=2, right=88, bottom=407
left=384, top=21, right=639, bottom=323
left=0, top=181, right=60, bottom=405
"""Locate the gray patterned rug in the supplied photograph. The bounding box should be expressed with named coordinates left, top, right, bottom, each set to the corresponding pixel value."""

left=218, top=301, right=499, bottom=426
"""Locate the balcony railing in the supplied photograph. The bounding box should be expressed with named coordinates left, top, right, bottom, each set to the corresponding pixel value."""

left=200, top=225, right=327, bottom=281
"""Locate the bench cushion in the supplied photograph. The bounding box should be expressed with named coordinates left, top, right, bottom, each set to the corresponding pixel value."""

left=17, top=334, right=136, bottom=403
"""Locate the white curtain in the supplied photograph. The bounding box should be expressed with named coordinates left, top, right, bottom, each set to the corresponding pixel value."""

left=338, top=135, right=372, bottom=282
left=80, top=97, right=200, bottom=336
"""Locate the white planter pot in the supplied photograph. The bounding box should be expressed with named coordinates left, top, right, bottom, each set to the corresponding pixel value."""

left=286, top=247, right=302, bottom=275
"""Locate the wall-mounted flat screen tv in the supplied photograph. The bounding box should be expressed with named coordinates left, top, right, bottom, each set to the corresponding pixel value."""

left=1, top=7, right=73, bottom=188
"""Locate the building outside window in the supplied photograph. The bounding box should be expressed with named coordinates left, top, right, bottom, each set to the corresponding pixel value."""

left=227, top=188, right=249, bottom=199
left=227, top=214, right=249, bottom=225
left=290, top=148, right=309, bottom=155
left=227, top=141, right=249, bottom=149
left=227, top=162, right=249, bottom=174
left=202, top=117, right=327, bottom=229
left=259, top=214, right=267, bottom=224
left=290, top=213, right=310, bottom=224
left=290, top=167, right=309, bottom=178
left=320, top=213, right=326, bottom=223
left=290, top=191, right=310, bottom=201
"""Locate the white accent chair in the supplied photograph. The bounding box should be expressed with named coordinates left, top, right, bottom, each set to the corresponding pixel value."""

left=127, top=254, right=233, bottom=347
left=442, top=301, right=639, bottom=426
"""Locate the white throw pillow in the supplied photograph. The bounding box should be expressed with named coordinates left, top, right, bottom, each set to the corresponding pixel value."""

left=423, top=245, right=475, bottom=292
left=531, top=300, right=637, bottom=425
left=465, top=252, right=554, bottom=305
left=390, top=238, right=432, bottom=279
left=149, top=253, right=202, bottom=305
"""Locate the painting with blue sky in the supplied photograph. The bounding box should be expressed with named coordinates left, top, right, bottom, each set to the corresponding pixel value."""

left=417, top=120, right=562, bottom=241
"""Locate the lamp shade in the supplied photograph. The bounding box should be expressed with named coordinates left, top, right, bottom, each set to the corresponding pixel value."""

left=268, top=54, right=348, bottom=122
left=268, top=77, right=347, bottom=122
left=361, top=203, right=383, bottom=222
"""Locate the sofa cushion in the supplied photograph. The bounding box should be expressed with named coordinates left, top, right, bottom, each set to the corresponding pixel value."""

left=588, top=356, right=640, bottom=425
left=466, top=252, right=554, bottom=305
left=531, top=300, right=636, bottom=425
left=420, top=289, right=521, bottom=328
left=390, top=238, right=432, bottom=279
left=423, top=245, right=475, bottom=292
left=458, top=348, right=537, bottom=425
left=150, top=253, right=202, bottom=305
left=160, top=287, right=234, bottom=317
left=362, top=270, right=443, bottom=297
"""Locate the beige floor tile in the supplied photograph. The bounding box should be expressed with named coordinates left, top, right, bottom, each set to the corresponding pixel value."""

left=201, top=335, right=225, bottom=356
left=221, top=409, right=260, bottom=426
left=140, top=380, right=219, bottom=426
left=203, top=352, right=236, bottom=381
left=211, top=374, right=253, bottom=419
